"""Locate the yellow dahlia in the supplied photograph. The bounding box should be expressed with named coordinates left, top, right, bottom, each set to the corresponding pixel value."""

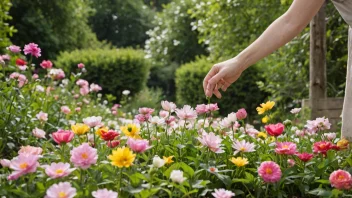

left=71, top=123, right=90, bottom=135
left=256, top=101, right=275, bottom=115
left=230, top=157, right=249, bottom=167
left=121, top=124, right=141, bottom=139
left=108, top=147, right=136, bottom=168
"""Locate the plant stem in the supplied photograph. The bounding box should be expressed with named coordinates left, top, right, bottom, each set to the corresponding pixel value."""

left=118, top=168, right=123, bottom=194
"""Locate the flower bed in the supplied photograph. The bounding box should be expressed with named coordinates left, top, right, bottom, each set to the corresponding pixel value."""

left=0, top=44, right=351, bottom=198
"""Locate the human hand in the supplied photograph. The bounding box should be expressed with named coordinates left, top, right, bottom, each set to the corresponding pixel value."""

left=203, top=58, right=245, bottom=98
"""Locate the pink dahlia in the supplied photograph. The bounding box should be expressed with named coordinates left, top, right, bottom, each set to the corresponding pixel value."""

left=127, top=138, right=151, bottom=153
left=175, top=105, right=197, bottom=121
left=18, top=145, right=43, bottom=155
left=92, top=189, right=118, bottom=198
left=80, top=86, right=90, bottom=96
left=275, top=142, right=297, bottom=155
left=45, top=182, right=76, bottom=198
left=52, top=129, right=74, bottom=145
left=161, top=100, right=176, bottom=112
left=258, top=161, right=282, bottom=183
left=232, top=139, right=255, bottom=155
left=8, top=154, right=40, bottom=180
left=139, top=107, right=155, bottom=115
left=44, top=162, right=75, bottom=179
left=196, top=104, right=208, bottom=114
left=208, top=103, right=219, bottom=112
left=90, top=83, right=102, bottom=92
left=305, top=117, right=331, bottom=133
left=329, top=170, right=352, bottom=190
left=313, top=141, right=335, bottom=155
left=83, top=116, right=102, bottom=127
left=265, top=123, right=284, bottom=136
left=212, top=188, right=235, bottom=198
left=23, top=43, right=41, bottom=58
left=40, top=60, right=53, bottom=69
left=70, top=143, right=98, bottom=169
left=77, top=63, right=85, bottom=69
left=7, top=45, right=21, bottom=53
left=236, top=108, right=247, bottom=120
left=198, top=132, right=224, bottom=153
left=76, top=79, right=89, bottom=87
left=296, top=152, right=314, bottom=162
left=36, top=111, right=48, bottom=122
left=61, top=106, right=71, bottom=114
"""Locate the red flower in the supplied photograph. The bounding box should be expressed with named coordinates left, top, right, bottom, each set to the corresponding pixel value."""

left=16, top=58, right=27, bottom=66
left=107, top=140, right=120, bottom=148
left=296, top=152, right=314, bottom=162
left=101, top=130, right=119, bottom=141
left=265, top=123, right=284, bottom=136
left=52, top=129, right=74, bottom=145
left=313, top=141, right=335, bottom=155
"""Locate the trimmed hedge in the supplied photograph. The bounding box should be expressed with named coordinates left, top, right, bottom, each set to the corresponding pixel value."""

left=55, top=48, right=150, bottom=101
left=175, top=58, right=266, bottom=116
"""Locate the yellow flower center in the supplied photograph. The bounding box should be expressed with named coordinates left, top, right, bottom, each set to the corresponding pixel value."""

left=338, top=175, right=345, bottom=180
left=240, top=147, right=246, bottom=151
left=81, top=153, right=88, bottom=159
left=283, top=145, right=289, bottom=149
left=20, top=163, right=28, bottom=169
left=265, top=168, right=272, bottom=174
left=56, top=169, right=64, bottom=174
left=59, top=192, right=67, bottom=198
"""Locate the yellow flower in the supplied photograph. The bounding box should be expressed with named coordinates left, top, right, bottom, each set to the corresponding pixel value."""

left=257, top=132, right=267, bottom=140
left=256, top=101, right=275, bottom=115
left=163, top=156, right=174, bottom=165
left=96, top=127, right=109, bottom=138
left=337, top=138, right=349, bottom=150
left=71, top=123, right=90, bottom=135
left=108, top=147, right=136, bottom=168
left=121, top=124, right=141, bottom=139
left=262, top=115, right=270, bottom=124
left=266, top=136, right=276, bottom=143
left=230, top=157, right=249, bottom=167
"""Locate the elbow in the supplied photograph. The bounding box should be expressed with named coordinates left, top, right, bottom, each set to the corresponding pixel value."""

left=281, top=13, right=308, bottom=34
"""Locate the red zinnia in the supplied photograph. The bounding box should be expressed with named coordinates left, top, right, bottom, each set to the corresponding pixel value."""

left=265, top=123, right=285, bottom=136
left=296, top=152, right=314, bottom=162
left=101, top=130, right=119, bottom=141
left=16, top=58, right=27, bottom=66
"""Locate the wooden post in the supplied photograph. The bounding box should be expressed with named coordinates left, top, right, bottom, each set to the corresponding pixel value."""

left=309, top=1, right=327, bottom=119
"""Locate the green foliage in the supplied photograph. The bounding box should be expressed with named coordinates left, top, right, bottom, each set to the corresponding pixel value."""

left=55, top=48, right=150, bottom=101
left=143, top=0, right=172, bottom=11
left=145, top=0, right=207, bottom=65
left=9, top=0, right=100, bottom=59
left=0, top=0, right=16, bottom=51
left=89, top=0, right=154, bottom=48
left=175, top=57, right=266, bottom=116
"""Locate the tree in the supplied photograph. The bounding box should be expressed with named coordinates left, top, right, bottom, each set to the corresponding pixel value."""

left=0, top=0, right=16, bottom=52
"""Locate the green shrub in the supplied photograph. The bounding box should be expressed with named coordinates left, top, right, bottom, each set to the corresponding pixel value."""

left=176, top=57, right=266, bottom=116
left=0, top=0, right=16, bottom=52
left=55, top=48, right=150, bottom=101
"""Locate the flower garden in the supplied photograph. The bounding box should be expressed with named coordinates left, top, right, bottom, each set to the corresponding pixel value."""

left=0, top=44, right=351, bottom=198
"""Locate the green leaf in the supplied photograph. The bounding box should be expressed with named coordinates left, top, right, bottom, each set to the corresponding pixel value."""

left=180, top=162, right=195, bottom=177
left=164, top=163, right=181, bottom=178
left=315, top=179, right=330, bottom=184
left=308, top=188, right=332, bottom=196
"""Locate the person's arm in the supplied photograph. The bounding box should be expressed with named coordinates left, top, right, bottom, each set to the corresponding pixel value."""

left=203, top=0, right=325, bottom=98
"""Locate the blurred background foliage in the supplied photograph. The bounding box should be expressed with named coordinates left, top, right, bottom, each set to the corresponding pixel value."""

left=1, top=0, right=348, bottom=116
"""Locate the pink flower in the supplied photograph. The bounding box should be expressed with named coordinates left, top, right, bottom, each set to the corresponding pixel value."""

left=324, top=132, right=336, bottom=141
left=0, top=159, right=11, bottom=167
left=90, top=83, right=102, bottom=92
left=2, top=54, right=10, bottom=61
left=92, top=189, right=118, bottom=198
left=32, top=128, right=46, bottom=138
left=70, top=143, right=98, bottom=169
left=40, top=60, right=53, bottom=69
left=127, top=138, right=151, bottom=153
left=196, top=104, right=208, bottom=114
left=48, top=68, right=65, bottom=80
left=36, top=111, right=48, bottom=122
left=287, top=159, right=295, bottom=167
left=76, top=79, right=89, bottom=87
left=111, top=104, right=121, bottom=111
left=296, top=152, right=314, bottom=162
left=161, top=101, right=176, bottom=112
left=7, top=45, right=21, bottom=53
left=236, top=108, right=247, bottom=120
left=77, top=63, right=85, bottom=69
left=313, top=141, right=335, bottom=155
left=212, top=188, right=235, bottom=198
left=175, top=105, right=197, bottom=121
left=329, top=170, right=352, bottom=190
left=290, top=108, right=301, bottom=114
left=232, top=139, right=255, bottom=155
left=207, top=103, right=219, bottom=112
left=265, top=123, right=284, bottom=136
left=295, top=130, right=305, bottom=137
left=139, top=107, right=155, bottom=115
left=80, top=86, right=90, bottom=96
left=305, top=117, right=331, bottom=133
left=197, top=132, right=224, bottom=153
left=61, top=106, right=71, bottom=114
left=159, top=110, right=169, bottom=118
left=8, top=154, right=40, bottom=180
left=18, top=146, right=42, bottom=155
left=9, top=72, right=20, bottom=79
left=23, top=43, right=41, bottom=58
left=44, top=162, right=75, bottom=179
left=101, top=130, right=119, bottom=141
left=275, top=142, right=297, bottom=155
left=107, top=140, right=120, bottom=148
left=83, top=116, right=102, bottom=127
left=135, top=114, right=150, bottom=123
left=45, top=182, right=76, bottom=198
left=52, top=129, right=74, bottom=145
left=75, top=107, right=81, bottom=112
left=258, top=161, right=282, bottom=183
left=32, top=74, right=39, bottom=79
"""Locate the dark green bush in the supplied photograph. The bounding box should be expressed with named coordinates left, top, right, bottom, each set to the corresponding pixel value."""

left=176, top=58, right=266, bottom=116
left=55, top=48, right=150, bottom=101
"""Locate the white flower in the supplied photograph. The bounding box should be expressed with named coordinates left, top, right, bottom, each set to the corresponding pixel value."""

left=32, top=128, right=46, bottom=139
left=290, top=108, right=301, bottom=114
left=324, top=132, right=336, bottom=141
left=220, top=117, right=232, bottom=128
left=122, top=90, right=130, bottom=95
left=152, top=156, right=165, bottom=168
left=227, top=112, right=237, bottom=123
left=35, top=85, right=45, bottom=92
left=170, top=170, right=186, bottom=183
left=83, top=116, right=102, bottom=127
left=149, top=116, right=165, bottom=125
left=161, top=101, right=177, bottom=112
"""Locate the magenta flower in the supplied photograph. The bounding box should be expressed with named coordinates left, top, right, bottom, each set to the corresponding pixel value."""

left=70, top=143, right=98, bottom=169
left=7, top=45, right=21, bottom=53
left=212, top=188, right=235, bottom=198
left=52, top=129, right=74, bottom=145
left=197, top=132, right=224, bottom=153
left=258, top=161, right=282, bottom=183
left=61, top=106, right=71, bottom=114
left=23, top=43, right=41, bottom=58
left=296, top=152, right=314, bottom=162
left=265, top=123, right=284, bottom=136
left=18, top=145, right=43, bottom=155
left=90, top=83, right=102, bottom=92
left=40, top=60, right=53, bottom=69
left=161, top=100, right=176, bottom=112
left=127, top=138, right=151, bottom=153
left=139, top=107, right=155, bottom=115
left=44, top=162, right=75, bottom=179
left=196, top=104, right=208, bottom=114
left=275, top=142, right=297, bottom=155
left=207, top=103, right=219, bottom=112
left=232, top=139, right=256, bottom=155
left=92, top=189, right=118, bottom=198
left=83, top=116, right=102, bottom=127
left=175, top=105, right=197, bottom=121
left=329, top=170, right=352, bottom=190
left=8, top=154, right=40, bottom=180
left=36, top=111, right=48, bottom=122
left=77, top=63, right=85, bottom=69
left=45, top=182, right=76, bottom=198
left=236, top=108, right=247, bottom=120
